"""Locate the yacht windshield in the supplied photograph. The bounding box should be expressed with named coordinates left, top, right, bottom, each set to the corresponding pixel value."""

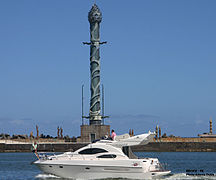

left=97, top=154, right=117, bottom=158
left=78, top=148, right=108, bottom=155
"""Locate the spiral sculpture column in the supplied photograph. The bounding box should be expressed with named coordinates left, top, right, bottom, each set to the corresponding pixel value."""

left=80, top=4, right=110, bottom=142
left=88, top=4, right=103, bottom=125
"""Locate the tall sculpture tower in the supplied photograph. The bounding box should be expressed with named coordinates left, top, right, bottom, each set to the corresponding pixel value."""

left=88, top=4, right=103, bottom=125
left=81, top=4, right=110, bottom=142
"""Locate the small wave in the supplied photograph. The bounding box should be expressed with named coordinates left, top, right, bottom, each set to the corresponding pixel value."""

left=165, top=173, right=191, bottom=179
left=35, top=174, right=60, bottom=179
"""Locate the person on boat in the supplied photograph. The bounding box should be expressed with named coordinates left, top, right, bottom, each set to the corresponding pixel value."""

left=32, top=142, right=37, bottom=153
left=32, top=142, right=39, bottom=159
left=111, top=129, right=117, bottom=140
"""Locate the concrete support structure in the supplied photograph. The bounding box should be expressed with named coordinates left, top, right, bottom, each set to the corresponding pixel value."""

left=81, top=125, right=110, bottom=142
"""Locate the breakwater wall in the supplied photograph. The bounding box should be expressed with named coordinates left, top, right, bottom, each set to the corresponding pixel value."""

left=1, top=141, right=216, bottom=152
left=0, top=142, right=88, bottom=153
left=154, top=137, right=216, bottom=142
left=132, top=142, right=216, bottom=152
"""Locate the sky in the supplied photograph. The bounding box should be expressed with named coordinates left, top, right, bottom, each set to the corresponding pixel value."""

left=0, top=0, right=216, bottom=137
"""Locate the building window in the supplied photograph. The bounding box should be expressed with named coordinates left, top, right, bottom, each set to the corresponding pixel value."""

left=90, top=133, right=96, bottom=142
left=79, top=148, right=108, bottom=155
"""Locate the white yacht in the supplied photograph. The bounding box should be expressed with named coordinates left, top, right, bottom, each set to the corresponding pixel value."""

left=33, top=132, right=171, bottom=179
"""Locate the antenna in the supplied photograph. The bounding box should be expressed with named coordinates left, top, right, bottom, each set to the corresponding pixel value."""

left=82, top=84, right=84, bottom=125
left=102, top=84, right=104, bottom=125
left=101, top=84, right=109, bottom=124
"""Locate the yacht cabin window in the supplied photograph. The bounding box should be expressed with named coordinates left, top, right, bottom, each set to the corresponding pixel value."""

left=78, top=148, right=108, bottom=155
left=97, top=154, right=117, bottom=158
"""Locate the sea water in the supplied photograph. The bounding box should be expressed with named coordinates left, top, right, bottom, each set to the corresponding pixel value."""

left=0, top=152, right=216, bottom=179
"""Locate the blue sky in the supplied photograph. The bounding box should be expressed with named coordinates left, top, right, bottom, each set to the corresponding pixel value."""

left=0, top=0, right=216, bottom=137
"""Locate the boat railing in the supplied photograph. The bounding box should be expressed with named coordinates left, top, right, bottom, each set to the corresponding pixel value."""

left=65, top=153, right=85, bottom=160
left=36, top=152, right=95, bottom=161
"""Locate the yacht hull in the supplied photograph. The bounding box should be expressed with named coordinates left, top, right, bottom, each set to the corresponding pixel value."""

left=34, top=160, right=170, bottom=179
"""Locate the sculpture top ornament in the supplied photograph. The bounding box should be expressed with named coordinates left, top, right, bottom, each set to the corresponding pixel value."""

left=88, top=4, right=102, bottom=23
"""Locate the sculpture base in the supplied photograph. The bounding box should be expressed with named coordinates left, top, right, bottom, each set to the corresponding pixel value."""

left=80, top=125, right=110, bottom=142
